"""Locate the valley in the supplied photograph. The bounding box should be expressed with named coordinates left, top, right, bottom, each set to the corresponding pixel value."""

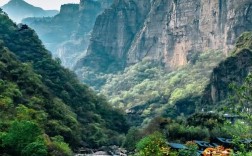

left=0, top=0, right=252, bottom=155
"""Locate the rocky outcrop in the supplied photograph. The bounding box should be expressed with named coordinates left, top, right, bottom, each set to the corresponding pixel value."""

left=75, top=0, right=252, bottom=72
left=75, top=0, right=152, bottom=72
left=57, top=0, right=113, bottom=68
left=76, top=0, right=152, bottom=71
left=23, top=0, right=113, bottom=68
left=23, top=4, right=80, bottom=54
left=201, top=32, right=252, bottom=107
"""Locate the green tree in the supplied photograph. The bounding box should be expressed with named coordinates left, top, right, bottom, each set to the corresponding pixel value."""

left=135, top=132, right=170, bottom=156
left=123, top=127, right=143, bottom=151
left=230, top=74, right=252, bottom=155
left=49, top=136, right=73, bottom=156
left=2, top=121, right=42, bottom=154
left=21, top=140, right=47, bottom=156
left=187, top=112, right=225, bottom=130
left=231, top=74, right=252, bottom=120
left=178, top=141, right=198, bottom=156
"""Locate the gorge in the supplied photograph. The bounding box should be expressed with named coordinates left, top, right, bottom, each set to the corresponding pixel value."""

left=0, top=0, right=252, bottom=155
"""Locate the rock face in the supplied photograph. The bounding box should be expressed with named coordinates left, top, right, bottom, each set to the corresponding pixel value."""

left=75, top=0, right=152, bottom=72
left=1, top=0, right=58, bottom=23
left=23, top=4, right=79, bottom=55
left=201, top=32, right=252, bottom=107
left=23, top=0, right=113, bottom=68
left=75, top=0, right=252, bottom=72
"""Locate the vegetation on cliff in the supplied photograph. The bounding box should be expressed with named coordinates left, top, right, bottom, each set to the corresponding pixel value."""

left=202, top=32, right=252, bottom=110
left=124, top=32, right=252, bottom=155
left=97, top=50, right=224, bottom=125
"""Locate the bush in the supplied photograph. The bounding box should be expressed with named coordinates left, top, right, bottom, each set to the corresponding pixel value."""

left=178, top=141, right=198, bottom=156
left=2, top=121, right=42, bottom=154
left=21, top=141, right=47, bottom=156
left=48, top=136, right=73, bottom=156
left=123, top=127, right=143, bottom=151
left=167, top=123, right=209, bottom=142
left=187, top=112, right=225, bottom=130
left=135, top=132, right=170, bottom=156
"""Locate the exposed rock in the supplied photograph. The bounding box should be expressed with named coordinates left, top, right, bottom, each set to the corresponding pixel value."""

left=92, top=151, right=110, bottom=155
left=201, top=32, right=252, bottom=107
left=75, top=0, right=252, bottom=73
left=23, top=4, right=80, bottom=55
left=22, top=0, right=113, bottom=68
left=75, top=0, right=152, bottom=72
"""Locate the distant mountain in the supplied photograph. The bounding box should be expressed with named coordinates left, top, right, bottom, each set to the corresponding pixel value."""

left=1, top=0, right=58, bottom=23
left=22, top=0, right=113, bottom=68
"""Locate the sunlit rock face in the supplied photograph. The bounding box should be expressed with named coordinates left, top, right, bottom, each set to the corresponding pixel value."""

left=75, top=0, right=252, bottom=72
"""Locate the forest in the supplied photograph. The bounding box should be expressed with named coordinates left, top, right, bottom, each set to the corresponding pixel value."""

left=0, top=1, right=252, bottom=155
left=0, top=10, right=128, bottom=156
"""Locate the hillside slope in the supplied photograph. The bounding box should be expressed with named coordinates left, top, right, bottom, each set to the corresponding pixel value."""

left=0, top=9, right=128, bottom=156
left=202, top=32, right=252, bottom=109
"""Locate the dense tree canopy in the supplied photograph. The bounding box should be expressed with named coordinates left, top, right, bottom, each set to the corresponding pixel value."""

left=0, top=11, right=128, bottom=155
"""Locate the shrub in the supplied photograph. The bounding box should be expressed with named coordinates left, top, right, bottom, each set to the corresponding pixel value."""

left=187, top=112, right=225, bottom=130
left=2, top=120, right=42, bottom=154
left=178, top=141, right=198, bottom=156
left=167, top=123, right=209, bottom=142
left=21, top=141, right=47, bottom=156
left=123, top=127, right=143, bottom=151
left=48, top=136, right=73, bottom=156
left=135, top=132, right=170, bottom=156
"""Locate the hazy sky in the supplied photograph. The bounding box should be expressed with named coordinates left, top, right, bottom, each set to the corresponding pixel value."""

left=0, top=0, right=80, bottom=10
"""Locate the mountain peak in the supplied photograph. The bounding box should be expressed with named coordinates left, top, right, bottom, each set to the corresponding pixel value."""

left=2, top=0, right=58, bottom=23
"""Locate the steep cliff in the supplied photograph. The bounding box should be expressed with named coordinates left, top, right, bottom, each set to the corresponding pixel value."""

left=201, top=32, right=252, bottom=108
left=75, top=0, right=152, bottom=72
left=75, top=0, right=252, bottom=73
left=72, top=0, right=252, bottom=125
left=23, top=4, right=80, bottom=53
left=23, top=0, right=113, bottom=68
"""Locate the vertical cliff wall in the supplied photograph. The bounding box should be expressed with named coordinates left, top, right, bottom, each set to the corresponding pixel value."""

left=75, top=0, right=252, bottom=72
left=23, top=0, right=113, bottom=68
left=76, top=0, right=152, bottom=71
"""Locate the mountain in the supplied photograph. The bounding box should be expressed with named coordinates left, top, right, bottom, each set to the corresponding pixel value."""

left=75, top=0, right=252, bottom=74
left=19, top=0, right=252, bottom=125
left=22, top=0, right=113, bottom=68
left=72, top=0, right=252, bottom=125
left=1, top=0, right=58, bottom=23
left=0, top=9, right=128, bottom=156
left=202, top=32, right=252, bottom=108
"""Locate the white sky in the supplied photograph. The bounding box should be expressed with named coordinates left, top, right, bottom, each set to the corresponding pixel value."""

left=0, top=0, right=80, bottom=10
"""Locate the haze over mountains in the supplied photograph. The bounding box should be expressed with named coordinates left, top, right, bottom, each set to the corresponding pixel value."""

left=22, top=0, right=252, bottom=124
left=1, top=0, right=58, bottom=23
left=0, top=0, right=252, bottom=155
left=23, top=0, right=113, bottom=68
